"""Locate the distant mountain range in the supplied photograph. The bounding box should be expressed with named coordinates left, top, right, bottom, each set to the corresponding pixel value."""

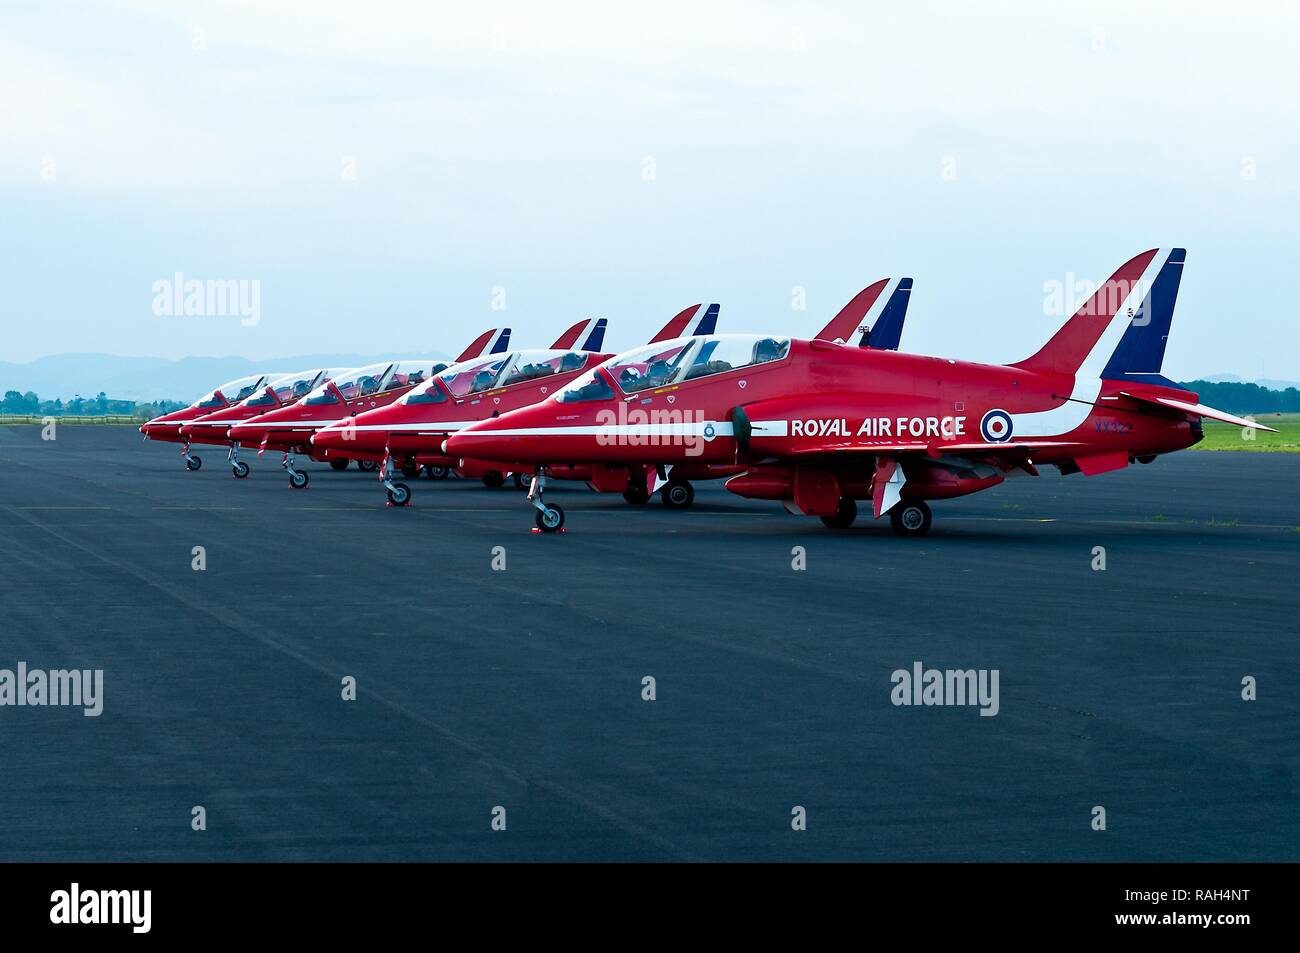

left=0, top=352, right=452, bottom=403
left=1201, top=373, right=1300, bottom=390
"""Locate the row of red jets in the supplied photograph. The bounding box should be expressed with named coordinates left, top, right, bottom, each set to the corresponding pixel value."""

left=141, top=277, right=910, bottom=508
left=144, top=250, right=1269, bottom=535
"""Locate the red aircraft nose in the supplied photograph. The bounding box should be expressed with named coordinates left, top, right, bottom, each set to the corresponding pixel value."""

left=226, top=421, right=264, bottom=443
left=445, top=405, right=561, bottom=463
left=312, top=422, right=385, bottom=455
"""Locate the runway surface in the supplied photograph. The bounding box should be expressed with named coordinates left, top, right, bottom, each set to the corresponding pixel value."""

left=0, top=425, right=1296, bottom=861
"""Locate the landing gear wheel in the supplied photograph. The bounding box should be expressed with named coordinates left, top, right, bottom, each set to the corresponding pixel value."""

left=535, top=504, right=565, bottom=533
left=185, top=456, right=202, bottom=471
left=232, top=461, right=250, bottom=479
left=386, top=482, right=412, bottom=506
left=329, top=458, right=350, bottom=471
left=426, top=465, right=449, bottom=480
left=482, top=471, right=506, bottom=488
left=358, top=460, right=377, bottom=472
left=660, top=479, right=694, bottom=509
left=400, top=462, right=420, bottom=479
left=889, top=500, right=931, bottom=537
left=289, top=470, right=309, bottom=490
left=622, top=482, right=650, bottom=505
left=513, top=472, right=534, bottom=491
left=1137, top=454, right=1157, bottom=464
left=820, top=498, right=857, bottom=528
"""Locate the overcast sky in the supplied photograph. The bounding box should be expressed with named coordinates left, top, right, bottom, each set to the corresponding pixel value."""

left=3, top=0, right=1297, bottom=378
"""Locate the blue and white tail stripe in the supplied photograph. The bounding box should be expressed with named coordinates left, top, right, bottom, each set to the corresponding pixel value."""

left=689, top=303, right=720, bottom=337
left=487, top=328, right=511, bottom=354
left=859, top=278, right=913, bottom=351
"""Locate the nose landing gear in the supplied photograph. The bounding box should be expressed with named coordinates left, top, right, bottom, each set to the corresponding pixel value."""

left=379, top=453, right=412, bottom=506
left=282, top=451, right=308, bottom=489
left=229, top=442, right=250, bottom=478
left=181, top=438, right=201, bottom=471
left=528, top=469, right=564, bottom=533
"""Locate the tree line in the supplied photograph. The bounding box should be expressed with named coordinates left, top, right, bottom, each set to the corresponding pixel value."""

left=1, top=390, right=186, bottom=419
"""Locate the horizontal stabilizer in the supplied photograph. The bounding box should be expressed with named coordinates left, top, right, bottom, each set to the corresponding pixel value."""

left=1120, top=391, right=1279, bottom=432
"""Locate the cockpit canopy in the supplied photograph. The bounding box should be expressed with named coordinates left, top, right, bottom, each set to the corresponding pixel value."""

left=302, top=361, right=447, bottom=406
left=240, top=369, right=335, bottom=408
left=582, top=334, right=790, bottom=397
left=400, top=349, right=591, bottom=404
left=194, top=374, right=271, bottom=409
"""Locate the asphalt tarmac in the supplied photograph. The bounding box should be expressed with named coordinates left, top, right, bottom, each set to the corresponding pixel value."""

left=0, top=425, right=1296, bottom=861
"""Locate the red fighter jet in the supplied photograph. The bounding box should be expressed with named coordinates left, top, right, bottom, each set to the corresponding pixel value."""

left=139, top=373, right=276, bottom=470
left=447, top=248, right=1274, bottom=535
left=520, top=277, right=916, bottom=509
left=226, top=328, right=510, bottom=489
left=310, top=311, right=691, bottom=507
left=177, top=368, right=341, bottom=478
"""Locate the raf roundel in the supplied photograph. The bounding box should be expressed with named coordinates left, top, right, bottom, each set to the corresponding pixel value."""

left=980, top=409, right=1014, bottom=443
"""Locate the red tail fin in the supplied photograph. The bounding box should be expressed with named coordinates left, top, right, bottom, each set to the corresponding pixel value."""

left=1012, top=250, right=1158, bottom=376
left=455, top=328, right=511, bottom=362
left=815, top=279, right=889, bottom=343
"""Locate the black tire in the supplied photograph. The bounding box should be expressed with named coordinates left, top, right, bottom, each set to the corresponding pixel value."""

left=185, top=456, right=202, bottom=471
left=889, top=500, right=931, bottom=537
left=289, top=470, right=309, bottom=490
left=622, top=481, right=650, bottom=505
left=513, top=472, right=534, bottom=491
left=232, top=461, right=250, bottom=479
left=820, top=497, right=857, bottom=528
left=1137, top=454, right=1157, bottom=464
left=535, top=504, right=565, bottom=533
left=660, top=479, right=694, bottom=509
left=482, top=471, right=506, bottom=488
left=329, top=458, right=350, bottom=471
left=426, top=465, right=450, bottom=480
left=400, top=461, right=420, bottom=479
left=358, top=459, right=378, bottom=472
left=386, top=482, right=412, bottom=506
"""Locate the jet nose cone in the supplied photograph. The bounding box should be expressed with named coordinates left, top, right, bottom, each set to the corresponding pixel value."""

left=445, top=425, right=513, bottom=462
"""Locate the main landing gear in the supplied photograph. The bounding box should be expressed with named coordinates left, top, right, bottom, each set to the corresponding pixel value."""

left=357, top=459, right=378, bottom=473
left=282, top=451, right=309, bottom=489
left=659, top=478, right=694, bottom=509
left=400, top=460, right=421, bottom=479
left=181, top=438, right=201, bottom=471
left=380, top=454, right=411, bottom=506
left=513, top=471, right=534, bottom=491
left=888, top=500, right=932, bottom=537
left=329, top=458, right=350, bottom=471
left=229, top=442, right=250, bottom=479
left=426, top=465, right=450, bottom=480
left=622, top=473, right=650, bottom=505
left=481, top=471, right=506, bottom=488
left=527, top=469, right=564, bottom=533
left=820, top=498, right=857, bottom=528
